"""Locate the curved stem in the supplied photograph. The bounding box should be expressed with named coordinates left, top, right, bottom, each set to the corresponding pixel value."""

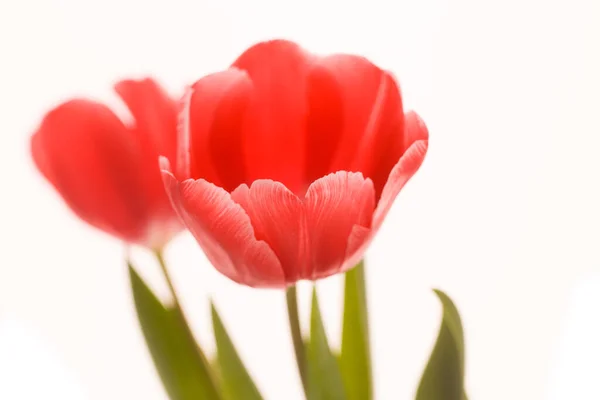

left=154, top=250, right=181, bottom=309
left=286, top=285, right=309, bottom=398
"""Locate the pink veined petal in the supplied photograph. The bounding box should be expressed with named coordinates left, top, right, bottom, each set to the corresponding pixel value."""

left=402, top=111, right=430, bottom=153
left=340, top=115, right=429, bottom=272
left=160, top=158, right=285, bottom=288
left=339, top=224, right=372, bottom=273
left=232, top=39, right=316, bottom=194
left=231, top=180, right=307, bottom=282
left=305, top=171, right=376, bottom=280
left=373, top=139, right=429, bottom=232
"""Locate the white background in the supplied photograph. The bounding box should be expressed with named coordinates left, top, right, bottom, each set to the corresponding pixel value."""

left=1, top=0, right=599, bottom=399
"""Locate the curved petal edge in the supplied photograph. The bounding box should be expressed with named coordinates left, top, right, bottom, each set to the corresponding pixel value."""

left=160, top=157, right=286, bottom=288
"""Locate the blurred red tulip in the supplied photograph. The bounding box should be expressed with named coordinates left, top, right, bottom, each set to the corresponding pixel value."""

left=31, top=78, right=183, bottom=249
left=162, top=40, right=429, bottom=287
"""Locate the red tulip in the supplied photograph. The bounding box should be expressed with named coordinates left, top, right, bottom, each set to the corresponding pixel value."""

left=161, top=40, right=429, bottom=287
left=31, top=78, right=183, bottom=249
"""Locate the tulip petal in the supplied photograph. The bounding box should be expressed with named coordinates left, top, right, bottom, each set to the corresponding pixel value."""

left=184, top=69, right=252, bottom=186
left=342, top=116, right=428, bottom=271
left=230, top=180, right=306, bottom=282
left=373, top=137, right=429, bottom=232
left=353, top=72, right=406, bottom=200
left=316, top=55, right=405, bottom=198
left=232, top=39, right=315, bottom=194
left=114, top=78, right=178, bottom=164
left=402, top=111, right=430, bottom=153
left=340, top=225, right=372, bottom=273
left=208, top=73, right=254, bottom=192
left=114, top=78, right=181, bottom=239
left=305, top=171, right=376, bottom=279
left=31, top=100, right=147, bottom=242
left=304, top=64, right=345, bottom=188
left=314, top=56, right=385, bottom=163
left=31, top=129, right=58, bottom=184
left=160, top=159, right=285, bottom=288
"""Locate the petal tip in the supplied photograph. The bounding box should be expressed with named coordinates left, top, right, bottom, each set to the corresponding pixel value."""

left=113, top=77, right=161, bottom=100
left=159, top=155, right=172, bottom=173
left=405, top=110, right=430, bottom=142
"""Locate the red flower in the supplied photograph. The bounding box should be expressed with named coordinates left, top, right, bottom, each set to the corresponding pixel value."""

left=161, top=40, right=429, bottom=287
left=31, top=78, right=183, bottom=249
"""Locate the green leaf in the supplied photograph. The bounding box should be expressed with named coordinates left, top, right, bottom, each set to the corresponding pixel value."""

left=128, top=263, right=221, bottom=400
left=210, top=357, right=223, bottom=389
left=286, top=285, right=309, bottom=397
left=307, top=287, right=347, bottom=400
left=340, top=260, right=372, bottom=400
left=211, top=302, right=263, bottom=400
left=415, top=289, right=467, bottom=400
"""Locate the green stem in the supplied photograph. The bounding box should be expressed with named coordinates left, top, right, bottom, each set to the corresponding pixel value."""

left=286, top=285, right=309, bottom=398
left=155, top=250, right=182, bottom=310
left=154, top=250, right=222, bottom=400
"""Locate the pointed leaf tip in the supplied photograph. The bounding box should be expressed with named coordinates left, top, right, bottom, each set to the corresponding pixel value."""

left=307, top=286, right=346, bottom=400
left=415, top=289, right=467, bottom=400
left=128, top=261, right=221, bottom=400
left=211, top=302, right=263, bottom=400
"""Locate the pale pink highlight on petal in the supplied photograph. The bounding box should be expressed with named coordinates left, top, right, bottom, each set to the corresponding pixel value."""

left=176, top=87, right=193, bottom=180
left=402, top=111, right=428, bottom=153
left=160, top=157, right=285, bottom=288
left=338, top=141, right=428, bottom=273
left=373, top=117, right=429, bottom=231
left=340, top=114, right=429, bottom=273
left=338, top=140, right=428, bottom=274
left=305, top=171, right=376, bottom=279
left=340, top=224, right=372, bottom=273
left=231, top=181, right=307, bottom=282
